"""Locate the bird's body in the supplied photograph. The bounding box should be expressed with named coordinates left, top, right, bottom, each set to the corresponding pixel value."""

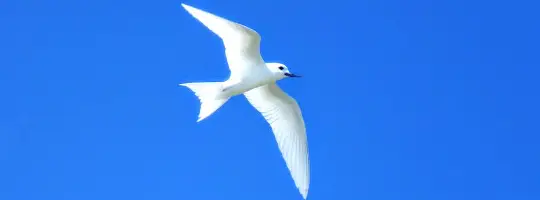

left=219, top=64, right=275, bottom=98
left=179, top=3, right=310, bottom=199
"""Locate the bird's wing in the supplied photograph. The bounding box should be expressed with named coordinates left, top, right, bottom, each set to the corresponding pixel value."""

left=181, top=4, right=265, bottom=77
left=244, top=83, right=310, bottom=199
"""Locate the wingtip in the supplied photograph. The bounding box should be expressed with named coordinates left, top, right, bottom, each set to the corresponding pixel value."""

left=196, top=117, right=204, bottom=123
left=301, top=189, right=308, bottom=199
left=181, top=3, right=196, bottom=12
left=297, top=185, right=308, bottom=199
left=197, top=113, right=207, bottom=123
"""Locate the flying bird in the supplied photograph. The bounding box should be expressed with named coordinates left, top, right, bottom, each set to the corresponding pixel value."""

left=179, top=3, right=310, bottom=199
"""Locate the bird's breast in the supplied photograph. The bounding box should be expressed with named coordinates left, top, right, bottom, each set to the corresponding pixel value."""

left=221, top=74, right=274, bottom=97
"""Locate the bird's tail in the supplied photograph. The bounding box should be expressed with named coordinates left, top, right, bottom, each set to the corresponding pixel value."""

left=179, top=82, right=230, bottom=122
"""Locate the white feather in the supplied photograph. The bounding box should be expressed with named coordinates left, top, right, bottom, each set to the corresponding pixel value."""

left=245, top=83, right=310, bottom=199
left=181, top=4, right=310, bottom=199
left=181, top=4, right=265, bottom=78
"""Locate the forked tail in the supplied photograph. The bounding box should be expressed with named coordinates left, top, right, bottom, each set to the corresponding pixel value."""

left=179, top=82, right=230, bottom=122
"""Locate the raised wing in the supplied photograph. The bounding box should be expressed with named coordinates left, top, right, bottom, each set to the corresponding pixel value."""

left=244, top=83, right=310, bottom=199
left=181, top=4, right=265, bottom=76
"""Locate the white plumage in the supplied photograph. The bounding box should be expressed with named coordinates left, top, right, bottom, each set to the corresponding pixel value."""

left=180, top=3, right=310, bottom=199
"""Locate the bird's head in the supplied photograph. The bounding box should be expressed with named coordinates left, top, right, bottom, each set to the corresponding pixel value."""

left=266, top=62, right=301, bottom=80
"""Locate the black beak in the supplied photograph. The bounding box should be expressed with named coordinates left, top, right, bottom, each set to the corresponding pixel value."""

left=284, top=73, right=302, bottom=78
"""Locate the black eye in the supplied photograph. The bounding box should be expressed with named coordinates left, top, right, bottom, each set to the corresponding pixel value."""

left=278, top=66, right=284, bottom=70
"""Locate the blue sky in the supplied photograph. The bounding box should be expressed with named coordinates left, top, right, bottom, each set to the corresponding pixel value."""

left=1, top=0, right=539, bottom=199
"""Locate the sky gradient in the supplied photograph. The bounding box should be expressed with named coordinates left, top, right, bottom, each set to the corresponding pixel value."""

left=2, top=0, right=539, bottom=200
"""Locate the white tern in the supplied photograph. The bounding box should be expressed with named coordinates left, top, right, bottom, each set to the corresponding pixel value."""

left=179, top=3, right=310, bottom=199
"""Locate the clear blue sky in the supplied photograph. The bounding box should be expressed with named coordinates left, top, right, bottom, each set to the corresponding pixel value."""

left=1, top=0, right=539, bottom=199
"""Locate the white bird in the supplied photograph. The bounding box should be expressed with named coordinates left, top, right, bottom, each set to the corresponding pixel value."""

left=179, top=3, right=310, bottom=199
